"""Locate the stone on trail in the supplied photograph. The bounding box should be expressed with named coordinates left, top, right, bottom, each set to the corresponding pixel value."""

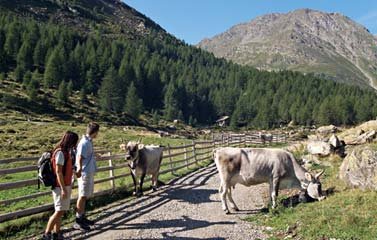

left=339, top=146, right=377, bottom=190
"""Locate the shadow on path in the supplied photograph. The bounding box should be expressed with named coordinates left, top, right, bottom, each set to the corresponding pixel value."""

left=68, top=165, right=220, bottom=240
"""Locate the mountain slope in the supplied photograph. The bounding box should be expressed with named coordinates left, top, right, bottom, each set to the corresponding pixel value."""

left=0, top=3, right=377, bottom=129
left=198, top=9, right=377, bottom=89
left=0, top=0, right=168, bottom=39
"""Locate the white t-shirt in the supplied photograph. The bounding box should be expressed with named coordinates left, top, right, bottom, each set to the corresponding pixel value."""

left=55, top=151, right=65, bottom=166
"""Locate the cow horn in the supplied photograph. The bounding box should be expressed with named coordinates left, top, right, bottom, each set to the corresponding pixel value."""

left=121, top=138, right=124, bottom=143
left=137, top=138, right=142, bottom=144
left=315, top=169, right=325, bottom=179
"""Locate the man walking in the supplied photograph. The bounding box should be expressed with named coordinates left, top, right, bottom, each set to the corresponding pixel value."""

left=75, top=122, right=100, bottom=230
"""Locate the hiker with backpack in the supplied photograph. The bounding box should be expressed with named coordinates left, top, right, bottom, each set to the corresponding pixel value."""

left=74, top=122, right=100, bottom=230
left=41, top=131, right=79, bottom=240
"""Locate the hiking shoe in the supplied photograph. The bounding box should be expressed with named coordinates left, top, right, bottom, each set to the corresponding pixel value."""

left=82, top=217, right=95, bottom=226
left=52, top=232, right=64, bottom=240
left=74, top=218, right=91, bottom=231
left=40, top=233, right=52, bottom=240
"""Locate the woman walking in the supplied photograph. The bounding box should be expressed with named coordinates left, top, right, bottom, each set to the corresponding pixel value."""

left=41, top=131, right=79, bottom=240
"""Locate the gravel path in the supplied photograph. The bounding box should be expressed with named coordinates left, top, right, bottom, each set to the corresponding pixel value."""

left=66, top=164, right=268, bottom=240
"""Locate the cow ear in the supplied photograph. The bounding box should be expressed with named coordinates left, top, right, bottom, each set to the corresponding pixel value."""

left=138, top=144, right=145, bottom=150
left=305, top=172, right=313, bottom=181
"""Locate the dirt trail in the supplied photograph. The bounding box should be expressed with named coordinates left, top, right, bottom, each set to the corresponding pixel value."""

left=65, top=164, right=268, bottom=240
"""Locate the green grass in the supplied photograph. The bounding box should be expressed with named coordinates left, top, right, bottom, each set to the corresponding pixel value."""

left=247, top=144, right=377, bottom=239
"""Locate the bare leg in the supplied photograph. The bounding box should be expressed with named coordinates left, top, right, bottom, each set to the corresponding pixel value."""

left=45, top=211, right=64, bottom=234
left=76, top=197, right=87, bottom=215
left=227, top=187, right=239, bottom=211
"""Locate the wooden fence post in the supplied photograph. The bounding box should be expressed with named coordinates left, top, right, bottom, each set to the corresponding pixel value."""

left=167, top=144, right=174, bottom=174
left=192, top=140, right=198, bottom=165
left=108, top=151, right=115, bottom=192
left=184, top=144, right=189, bottom=169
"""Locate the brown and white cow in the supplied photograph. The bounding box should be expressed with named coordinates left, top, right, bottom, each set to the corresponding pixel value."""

left=214, top=147, right=325, bottom=214
left=120, top=141, right=164, bottom=197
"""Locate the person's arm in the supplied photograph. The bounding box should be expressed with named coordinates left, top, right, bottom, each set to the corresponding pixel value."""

left=76, top=155, right=83, bottom=178
left=56, top=164, right=67, bottom=199
left=55, top=151, right=67, bottom=199
left=76, top=142, right=86, bottom=178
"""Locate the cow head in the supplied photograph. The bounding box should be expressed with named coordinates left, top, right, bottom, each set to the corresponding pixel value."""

left=121, top=140, right=144, bottom=169
left=303, top=170, right=326, bottom=201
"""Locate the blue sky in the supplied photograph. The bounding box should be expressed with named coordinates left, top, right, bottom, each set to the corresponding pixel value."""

left=125, top=0, right=377, bottom=45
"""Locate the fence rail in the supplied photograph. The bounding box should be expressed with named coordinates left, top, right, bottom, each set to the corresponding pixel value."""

left=0, top=132, right=286, bottom=223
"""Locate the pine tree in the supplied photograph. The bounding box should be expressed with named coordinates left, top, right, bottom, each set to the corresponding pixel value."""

left=56, top=81, right=68, bottom=104
left=124, top=82, right=143, bottom=118
left=0, top=29, right=7, bottom=72
left=17, top=41, right=33, bottom=71
left=26, top=77, right=39, bottom=101
left=14, top=64, right=25, bottom=82
left=33, top=40, right=44, bottom=67
left=4, top=21, right=21, bottom=59
left=22, top=71, right=32, bottom=89
left=164, top=81, right=181, bottom=121
left=44, top=48, right=61, bottom=87
left=98, top=67, right=123, bottom=113
left=67, top=80, right=73, bottom=96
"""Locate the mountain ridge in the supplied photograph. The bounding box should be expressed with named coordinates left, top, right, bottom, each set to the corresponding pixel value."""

left=198, top=8, right=377, bottom=89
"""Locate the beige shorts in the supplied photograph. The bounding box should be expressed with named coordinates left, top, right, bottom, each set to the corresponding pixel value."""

left=52, top=186, right=72, bottom=211
left=78, top=172, right=95, bottom=198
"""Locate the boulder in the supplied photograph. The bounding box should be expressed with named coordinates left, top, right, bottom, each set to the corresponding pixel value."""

left=346, top=130, right=377, bottom=145
left=339, top=146, right=377, bottom=190
left=329, top=134, right=341, bottom=148
left=316, top=125, right=337, bottom=135
left=307, top=141, right=332, bottom=156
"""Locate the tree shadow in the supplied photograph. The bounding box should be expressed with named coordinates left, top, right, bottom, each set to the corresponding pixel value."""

left=119, top=215, right=234, bottom=233
left=161, top=188, right=219, bottom=204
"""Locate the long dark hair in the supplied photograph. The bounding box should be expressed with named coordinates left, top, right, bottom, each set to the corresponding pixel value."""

left=54, top=131, right=79, bottom=152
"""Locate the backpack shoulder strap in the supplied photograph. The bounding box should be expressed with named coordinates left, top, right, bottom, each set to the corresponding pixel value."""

left=52, top=148, right=67, bottom=176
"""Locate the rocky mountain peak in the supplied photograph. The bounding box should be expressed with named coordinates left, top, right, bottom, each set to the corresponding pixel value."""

left=198, top=9, right=377, bottom=89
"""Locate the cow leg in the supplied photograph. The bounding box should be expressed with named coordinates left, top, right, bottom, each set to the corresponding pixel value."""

left=137, top=173, right=146, bottom=197
left=130, top=171, right=138, bottom=196
left=270, top=176, right=280, bottom=209
left=151, top=173, right=158, bottom=191
left=220, top=183, right=230, bottom=214
left=227, top=187, right=239, bottom=211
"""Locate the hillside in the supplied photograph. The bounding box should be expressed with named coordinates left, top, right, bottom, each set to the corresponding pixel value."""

left=0, top=0, right=168, bottom=39
left=198, top=9, right=377, bottom=89
left=0, top=3, right=377, bottom=129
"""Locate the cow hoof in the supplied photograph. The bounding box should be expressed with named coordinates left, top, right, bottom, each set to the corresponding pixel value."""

left=224, top=209, right=230, bottom=214
left=231, top=207, right=239, bottom=211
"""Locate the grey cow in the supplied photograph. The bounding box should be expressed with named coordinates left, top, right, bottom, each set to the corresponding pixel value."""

left=214, top=147, right=325, bottom=214
left=120, top=141, right=164, bottom=197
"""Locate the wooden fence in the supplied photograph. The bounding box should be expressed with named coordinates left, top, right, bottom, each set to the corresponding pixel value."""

left=0, top=133, right=286, bottom=223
